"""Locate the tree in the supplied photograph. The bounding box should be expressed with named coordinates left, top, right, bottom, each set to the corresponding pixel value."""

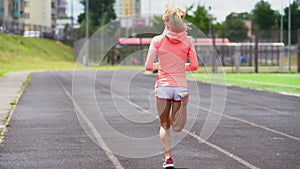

left=152, top=15, right=164, bottom=32
left=185, top=4, right=215, bottom=36
left=77, top=0, right=116, bottom=37
left=252, top=0, right=276, bottom=30
left=63, top=23, right=70, bottom=40
left=228, top=12, right=251, bottom=20
left=218, top=12, right=249, bottom=42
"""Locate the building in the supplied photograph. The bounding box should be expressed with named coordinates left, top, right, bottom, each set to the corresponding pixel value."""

left=54, top=0, right=82, bottom=40
left=0, top=0, right=75, bottom=39
left=0, top=0, right=24, bottom=21
left=57, top=0, right=67, bottom=18
left=55, top=18, right=80, bottom=40
left=0, top=0, right=25, bottom=33
left=0, top=0, right=58, bottom=34
left=114, top=0, right=141, bottom=17
left=23, top=0, right=57, bottom=33
left=114, top=0, right=151, bottom=31
left=114, top=0, right=122, bottom=18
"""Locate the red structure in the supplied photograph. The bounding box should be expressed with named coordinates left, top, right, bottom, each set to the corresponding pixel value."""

left=117, top=38, right=230, bottom=45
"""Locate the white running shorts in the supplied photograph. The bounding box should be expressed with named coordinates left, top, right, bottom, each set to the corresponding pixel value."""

left=155, top=86, right=188, bottom=101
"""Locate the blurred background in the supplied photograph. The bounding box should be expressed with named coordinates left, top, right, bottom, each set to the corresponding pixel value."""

left=0, top=0, right=299, bottom=73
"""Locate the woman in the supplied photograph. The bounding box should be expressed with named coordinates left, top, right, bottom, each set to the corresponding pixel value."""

left=145, top=4, right=199, bottom=168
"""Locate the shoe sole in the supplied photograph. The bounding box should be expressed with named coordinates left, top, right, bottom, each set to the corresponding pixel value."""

left=163, top=164, right=174, bottom=168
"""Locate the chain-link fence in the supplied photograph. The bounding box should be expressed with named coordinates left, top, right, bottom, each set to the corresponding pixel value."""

left=0, top=20, right=54, bottom=38
left=74, top=26, right=299, bottom=73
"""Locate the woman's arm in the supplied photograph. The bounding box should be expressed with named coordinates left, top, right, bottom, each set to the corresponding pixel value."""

left=185, top=42, right=199, bottom=71
left=145, top=38, right=158, bottom=71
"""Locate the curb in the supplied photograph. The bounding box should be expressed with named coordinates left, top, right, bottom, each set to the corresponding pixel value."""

left=0, top=71, right=32, bottom=141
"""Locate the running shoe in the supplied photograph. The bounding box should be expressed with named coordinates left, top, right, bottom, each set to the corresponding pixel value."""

left=163, top=157, right=174, bottom=168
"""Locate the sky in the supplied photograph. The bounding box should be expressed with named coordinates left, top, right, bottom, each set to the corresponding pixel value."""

left=66, top=0, right=292, bottom=23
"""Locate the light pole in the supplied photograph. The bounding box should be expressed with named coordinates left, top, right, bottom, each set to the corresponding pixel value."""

left=280, top=0, right=284, bottom=70
left=85, top=0, right=89, bottom=39
left=208, top=6, right=211, bottom=38
left=71, top=0, right=74, bottom=40
left=280, top=0, right=283, bottom=43
left=288, top=0, right=291, bottom=70
left=85, top=0, right=89, bottom=66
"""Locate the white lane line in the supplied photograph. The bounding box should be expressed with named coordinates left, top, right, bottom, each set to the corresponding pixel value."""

left=54, top=74, right=125, bottom=169
left=272, top=74, right=300, bottom=78
left=195, top=88, right=299, bottom=117
left=228, top=98, right=300, bottom=117
left=97, top=78, right=300, bottom=142
left=95, top=83, right=261, bottom=169
left=227, top=78, right=300, bottom=89
left=198, top=75, right=300, bottom=89
left=185, top=130, right=260, bottom=169
left=129, top=78, right=300, bottom=141
left=190, top=74, right=300, bottom=102
left=199, top=83, right=300, bottom=117
left=188, top=102, right=300, bottom=142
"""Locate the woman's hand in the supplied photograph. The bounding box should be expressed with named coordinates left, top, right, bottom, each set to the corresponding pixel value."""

left=153, top=62, right=160, bottom=70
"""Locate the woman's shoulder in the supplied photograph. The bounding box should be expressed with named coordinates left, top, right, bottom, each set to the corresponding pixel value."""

left=152, top=35, right=165, bottom=42
left=178, top=35, right=194, bottom=47
left=151, top=35, right=165, bottom=48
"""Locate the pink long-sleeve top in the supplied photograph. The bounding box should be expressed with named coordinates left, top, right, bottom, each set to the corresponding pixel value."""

left=145, top=29, right=198, bottom=88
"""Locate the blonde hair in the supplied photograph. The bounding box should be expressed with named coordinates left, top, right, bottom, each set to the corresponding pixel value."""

left=162, top=2, right=188, bottom=33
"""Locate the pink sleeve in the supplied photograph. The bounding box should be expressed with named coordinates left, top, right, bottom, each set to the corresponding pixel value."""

left=185, top=41, right=199, bottom=71
left=145, top=37, right=158, bottom=71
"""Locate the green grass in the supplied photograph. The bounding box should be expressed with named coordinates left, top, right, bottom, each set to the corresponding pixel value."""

left=0, top=70, right=6, bottom=77
left=0, top=34, right=146, bottom=74
left=22, top=73, right=32, bottom=88
left=97, top=65, right=144, bottom=70
left=0, top=34, right=75, bottom=72
left=188, top=73, right=300, bottom=95
left=194, top=66, right=297, bottom=74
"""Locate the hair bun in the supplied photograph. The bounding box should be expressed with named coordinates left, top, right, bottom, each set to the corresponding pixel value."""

left=162, top=2, right=189, bottom=33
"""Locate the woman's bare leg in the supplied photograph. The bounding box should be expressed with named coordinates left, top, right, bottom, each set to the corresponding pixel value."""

left=156, top=97, right=172, bottom=158
left=171, top=100, right=187, bottom=132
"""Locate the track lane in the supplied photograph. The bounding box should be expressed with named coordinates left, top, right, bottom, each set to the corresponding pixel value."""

left=1, top=71, right=299, bottom=169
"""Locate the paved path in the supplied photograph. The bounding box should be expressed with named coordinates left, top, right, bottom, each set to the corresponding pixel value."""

left=0, top=71, right=31, bottom=130
left=0, top=71, right=299, bottom=169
